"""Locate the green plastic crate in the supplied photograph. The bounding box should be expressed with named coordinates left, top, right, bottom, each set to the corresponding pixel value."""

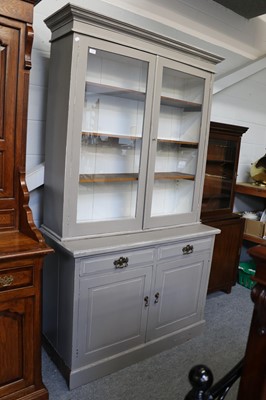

left=238, top=261, right=256, bottom=289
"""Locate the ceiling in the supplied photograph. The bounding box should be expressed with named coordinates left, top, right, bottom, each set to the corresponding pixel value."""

left=212, top=0, right=266, bottom=19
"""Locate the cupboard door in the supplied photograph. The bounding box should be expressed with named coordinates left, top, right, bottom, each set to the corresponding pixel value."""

left=0, top=297, right=34, bottom=397
left=0, top=24, right=19, bottom=230
left=144, top=58, right=212, bottom=228
left=77, top=265, right=152, bottom=366
left=146, top=255, right=208, bottom=340
left=70, top=37, right=155, bottom=237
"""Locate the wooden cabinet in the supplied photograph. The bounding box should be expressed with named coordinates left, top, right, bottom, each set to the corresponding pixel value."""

left=0, top=1, right=52, bottom=399
left=41, top=3, right=221, bottom=388
left=43, top=231, right=215, bottom=389
left=201, top=122, right=248, bottom=293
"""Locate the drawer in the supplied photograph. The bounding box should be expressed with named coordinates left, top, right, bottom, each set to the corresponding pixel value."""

left=0, top=266, right=34, bottom=292
left=158, top=237, right=213, bottom=261
left=80, top=248, right=154, bottom=276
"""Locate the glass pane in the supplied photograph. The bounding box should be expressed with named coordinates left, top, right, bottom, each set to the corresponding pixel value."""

left=202, top=139, right=237, bottom=212
left=77, top=48, right=148, bottom=223
left=151, top=67, right=204, bottom=217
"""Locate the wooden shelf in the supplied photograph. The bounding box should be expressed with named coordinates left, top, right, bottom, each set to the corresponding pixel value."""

left=79, top=171, right=195, bottom=183
left=82, top=132, right=199, bottom=147
left=86, top=81, right=146, bottom=102
left=154, top=172, right=195, bottom=181
left=235, top=182, right=266, bottom=198
left=157, top=138, right=198, bottom=147
left=205, top=173, right=232, bottom=182
left=79, top=173, right=138, bottom=183
left=160, top=95, right=202, bottom=111
left=85, top=81, right=201, bottom=111
left=82, top=131, right=142, bottom=141
left=243, top=233, right=266, bottom=245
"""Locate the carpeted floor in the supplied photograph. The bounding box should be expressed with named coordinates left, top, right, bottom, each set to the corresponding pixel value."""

left=42, top=283, right=253, bottom=400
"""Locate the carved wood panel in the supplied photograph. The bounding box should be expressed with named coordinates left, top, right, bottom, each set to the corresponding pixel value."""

left=0, top=26, right=18, bottom=199
left=0, top=297, right=34, bottom=397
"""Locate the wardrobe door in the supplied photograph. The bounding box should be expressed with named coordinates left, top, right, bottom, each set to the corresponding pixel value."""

left=0, top=23, right=20, bottom=229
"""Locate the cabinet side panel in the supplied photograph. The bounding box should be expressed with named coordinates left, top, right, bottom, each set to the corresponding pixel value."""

left=43, top=35, right=74, bottom=237
left=57, top=252, right=76, bottom=366
left=43, top=242, right=76, bottom=368
left=207, top=217, right=244, bottom=293
left=42, top=251, right=59, bottom=348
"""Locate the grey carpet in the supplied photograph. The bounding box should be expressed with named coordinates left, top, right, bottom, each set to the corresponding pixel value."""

left=42, top=283, right=253, bottom=400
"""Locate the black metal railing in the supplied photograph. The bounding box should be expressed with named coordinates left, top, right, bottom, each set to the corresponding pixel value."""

left=184, top=358, right=243, bottom=399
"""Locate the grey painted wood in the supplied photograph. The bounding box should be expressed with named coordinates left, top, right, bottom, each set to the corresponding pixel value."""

left=44, top=4, right=223, bottom=70
left=143, top=56, right=213, bottom=229
left=41, top=3, right=221, bottom=389
left=78, top=265, right=153, bottom=365
left=146, top=255, right=210, bottom=341
left=41, top=223, right=219, bottom=257
left=43, top=4, right=221, bottom=240
left=42, top=232, right=215, bottom=388
left=43, top=34, right=74, bottom=237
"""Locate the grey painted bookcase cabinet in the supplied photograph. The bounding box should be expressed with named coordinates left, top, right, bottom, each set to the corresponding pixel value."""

left=41, top=3, right=222, bottom=389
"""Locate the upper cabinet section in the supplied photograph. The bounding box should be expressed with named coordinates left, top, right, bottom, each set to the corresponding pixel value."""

left=43, top=4, right=222, bottom=240
left=201, top=122, right=248, bottom=219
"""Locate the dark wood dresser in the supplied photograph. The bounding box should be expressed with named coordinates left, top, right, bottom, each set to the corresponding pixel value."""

left=0, top=1, right=53, bottom=399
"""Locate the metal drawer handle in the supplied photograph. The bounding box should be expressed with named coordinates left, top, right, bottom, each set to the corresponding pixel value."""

left=144, top=296, right=149, bottom=307
left=0, top=275, right=14, bottom=287
left=182, top=244, right=194, bottom=255
left=154, top=292, right=160, bottom=304
left=113, top=256, right=129, bottom=269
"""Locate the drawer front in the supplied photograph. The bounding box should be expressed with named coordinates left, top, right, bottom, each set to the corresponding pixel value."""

left=0, top=266, right=34, bottom=292
left=80, top=248, right=155, bottom=276
left=158, top=237, right=213, bottom=261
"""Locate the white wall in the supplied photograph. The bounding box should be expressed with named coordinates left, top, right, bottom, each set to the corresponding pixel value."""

left=27, top=0, right=266, bottom=226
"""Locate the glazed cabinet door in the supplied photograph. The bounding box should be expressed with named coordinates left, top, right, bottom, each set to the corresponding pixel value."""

left=66, top=36, right=156, bottom=238
left=44, top=32, right=214, bottom=239
left=144, top=57, right=212, bottom=229
left=77, top=262, right=153, bottom=367
left=0, top=297, right=34, bottom=397
left=0, top=21, right=20, bottom=230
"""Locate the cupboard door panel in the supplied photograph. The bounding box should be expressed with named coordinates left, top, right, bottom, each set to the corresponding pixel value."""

left=0, top=26, right=18, bottom=198
left=147, top=256, right=207, bottom=340
left=77, top=265, right=152, bottom=366
left=0, top=25, right=19, bottom=231
left=0, top=297, right=34, bottom=396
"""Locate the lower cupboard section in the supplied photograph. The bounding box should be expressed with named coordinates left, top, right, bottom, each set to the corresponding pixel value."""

left=42, top=230, right=217, bottom=389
